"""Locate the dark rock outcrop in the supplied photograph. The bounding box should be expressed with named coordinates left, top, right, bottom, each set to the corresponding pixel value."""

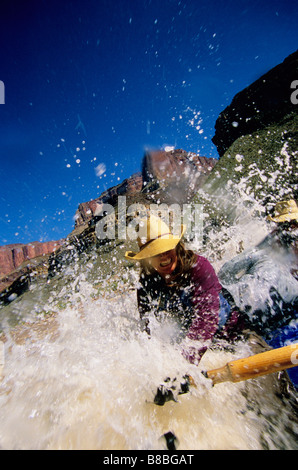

left=202, top=51, right=298, bottom=210
left=190, top=51, right=298, bottom=262
left=212, top=50, right=298, bottom=157
left=205, top=113, right=298, bottom=203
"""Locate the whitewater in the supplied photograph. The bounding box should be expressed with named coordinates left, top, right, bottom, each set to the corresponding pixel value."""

left=0, top=208, right=297, bottom=450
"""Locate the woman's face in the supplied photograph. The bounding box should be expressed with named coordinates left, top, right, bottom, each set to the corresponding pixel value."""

left=149, top=248, right=178, bottom=277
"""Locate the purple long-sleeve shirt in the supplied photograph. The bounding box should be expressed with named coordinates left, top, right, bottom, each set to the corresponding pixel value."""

left=187, top=255, right=222, bottom=341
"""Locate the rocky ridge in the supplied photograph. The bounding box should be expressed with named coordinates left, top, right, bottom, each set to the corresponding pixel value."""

left=0, top=241, right=64, bottom=294
left=0, top=149, right=216, bottom=303
left=0, top=241, right=63, bottom=278
left=74, top=149, right=216, bottom=227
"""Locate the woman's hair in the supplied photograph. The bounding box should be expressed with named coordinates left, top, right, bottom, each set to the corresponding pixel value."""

left=139, top=241, right=197, bottom=280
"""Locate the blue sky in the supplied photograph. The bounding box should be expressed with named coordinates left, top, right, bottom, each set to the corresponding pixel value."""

left=0, top=0, right=297, bottom=245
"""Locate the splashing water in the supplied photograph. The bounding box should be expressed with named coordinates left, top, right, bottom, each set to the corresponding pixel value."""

left=0, top=264, right=297, bottom=450
left=0, top=189, right=297, bottom=450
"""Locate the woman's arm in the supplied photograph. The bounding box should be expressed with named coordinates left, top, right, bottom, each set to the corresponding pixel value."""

left=187, top=256, right=222, bottom=342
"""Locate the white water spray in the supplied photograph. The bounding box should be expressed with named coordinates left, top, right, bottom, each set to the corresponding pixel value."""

left=0, top=267, right=297, bottom=450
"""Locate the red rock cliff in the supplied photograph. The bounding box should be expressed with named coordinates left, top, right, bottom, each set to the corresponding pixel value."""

left=142, top=149, right=216, bottom=184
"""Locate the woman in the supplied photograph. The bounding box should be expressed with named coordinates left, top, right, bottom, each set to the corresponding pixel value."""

left=125, top=215, right=243, bottom=365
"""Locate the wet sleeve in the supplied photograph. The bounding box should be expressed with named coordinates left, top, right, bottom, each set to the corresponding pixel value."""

left=137, top=284, right=151, bottom=334
left=137, top=285, right=150, bottom=317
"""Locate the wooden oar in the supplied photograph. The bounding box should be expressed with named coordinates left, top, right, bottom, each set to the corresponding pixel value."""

left=204, top=343, right=298, bottom=385
left=154, top=344, right=298, bottom=405
left=158, top=345, right=298, bottom=448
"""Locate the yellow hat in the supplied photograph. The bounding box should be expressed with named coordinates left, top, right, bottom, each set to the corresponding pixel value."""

left=267, top=199, right=298, bottom=223
left=125, top=214, right=186, bottom=260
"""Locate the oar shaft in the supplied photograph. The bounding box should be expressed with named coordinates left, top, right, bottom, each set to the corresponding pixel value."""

left=206, top=344, right=298, bottom=385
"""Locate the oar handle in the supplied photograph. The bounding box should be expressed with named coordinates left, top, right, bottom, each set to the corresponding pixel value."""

left=206, top=344, right=298, bottom=385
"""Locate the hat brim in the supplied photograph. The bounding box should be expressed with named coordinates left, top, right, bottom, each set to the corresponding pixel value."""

left=125, top=225, right=186, bottom=261
left=267, top=212, right=298, bottom=223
